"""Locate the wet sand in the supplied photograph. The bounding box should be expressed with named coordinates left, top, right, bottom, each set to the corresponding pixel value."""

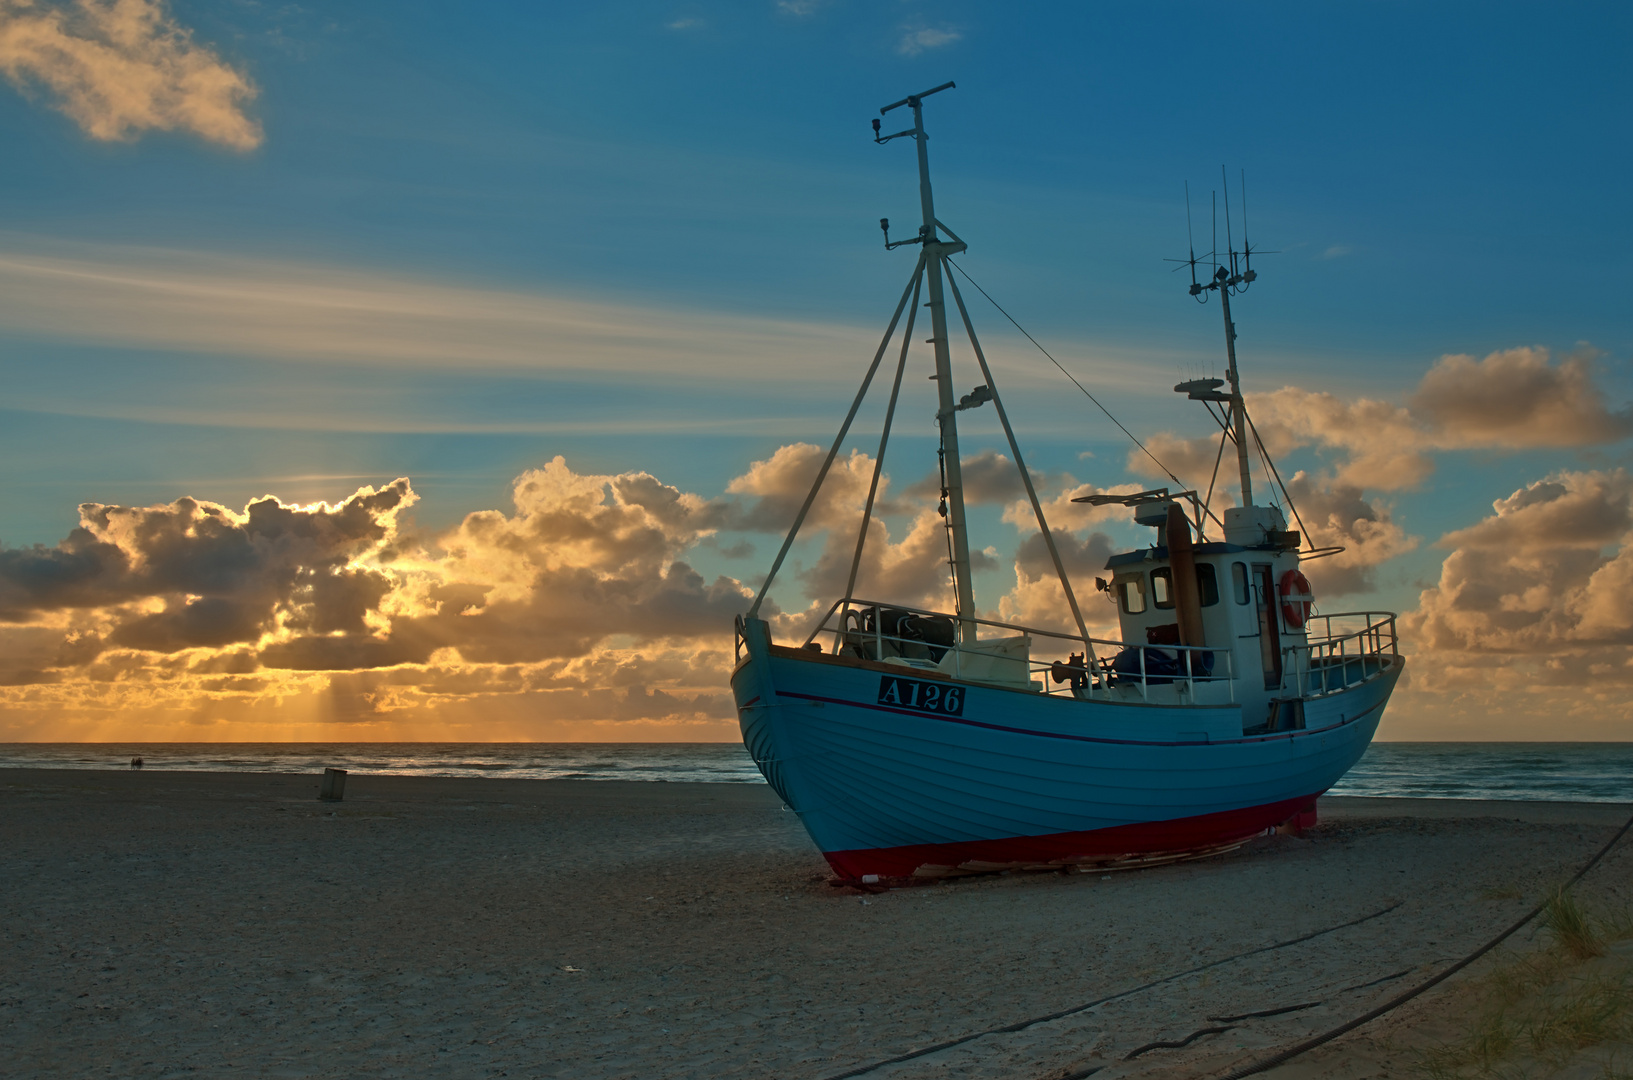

left=3, top=768, right=1629, bottom=1079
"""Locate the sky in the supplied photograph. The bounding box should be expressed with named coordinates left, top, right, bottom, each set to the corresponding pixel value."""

left=1, top=0, right=1630, bottom=742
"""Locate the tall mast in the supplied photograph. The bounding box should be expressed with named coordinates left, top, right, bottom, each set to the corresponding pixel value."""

left=877, top=83, right=975, bottom=642
left=915, top=104, right=977, bottom=643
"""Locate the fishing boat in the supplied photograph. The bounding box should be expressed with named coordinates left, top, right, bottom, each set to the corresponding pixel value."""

left=731, top=83, right=1402, bottom=883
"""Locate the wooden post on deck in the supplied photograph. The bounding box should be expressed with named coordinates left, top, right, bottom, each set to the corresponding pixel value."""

left=319, top=767, right=347, bottom=802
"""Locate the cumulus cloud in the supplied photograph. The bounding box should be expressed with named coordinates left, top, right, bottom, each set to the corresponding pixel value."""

left=0, top=0, right=261, bottom=149
left=724, top=443, right=991, bottom=621
left=0, top=480, right=413, bottom=638
left=0, top=447, right=1037, bottom=738
left=1390, top=469, right=1633, bottom=736
left=1251, top=388, right=1429, bottom=490
left=725, top=442, right=875, bottom=534
left=896, top=26, right=960, bottom=56
left=996, top=528, right=1118, bottom=638
left=1408, top=469, right=1633, bottom=655
left=1282, top=473, right=1417, bottom=597
left=1410, top=346, right=1631, bottom=448
left=0, top=459, right=765, bottom=737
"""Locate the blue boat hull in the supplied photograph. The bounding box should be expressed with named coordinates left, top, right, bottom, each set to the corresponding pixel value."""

left=732, top=621, right=1401, bottom=879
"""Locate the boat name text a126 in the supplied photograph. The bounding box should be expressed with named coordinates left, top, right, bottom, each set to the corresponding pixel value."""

left=877, top=676, right=964, bottom=716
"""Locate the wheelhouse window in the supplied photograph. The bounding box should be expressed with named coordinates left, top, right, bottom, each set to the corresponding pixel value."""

left=1150, top=565, right=1217, bottom=609
left=1151, top=568, right=1174, bottom=609
left=1197, top=563, right=1220, bottom=607
left=1116, top=574, right=1147, bottom=615
left=1232, top=562, right=1250, bottom=605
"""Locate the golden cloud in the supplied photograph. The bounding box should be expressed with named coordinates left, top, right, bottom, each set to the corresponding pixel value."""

left=1386, top=469, right=1633, bottom=739
left=0, top=0, right=261, bottom=149
left=0, top=460, right=757, bottom=739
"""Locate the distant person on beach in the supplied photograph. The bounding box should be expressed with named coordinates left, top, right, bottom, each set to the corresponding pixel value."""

left=130, top=757, right=143, bottom=769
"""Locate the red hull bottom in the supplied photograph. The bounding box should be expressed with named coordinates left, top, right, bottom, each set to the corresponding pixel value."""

left=825, top=793, right=1321, bottom=880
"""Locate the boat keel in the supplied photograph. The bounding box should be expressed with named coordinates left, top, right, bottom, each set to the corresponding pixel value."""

left=823, top=792, right=1321, bottom=881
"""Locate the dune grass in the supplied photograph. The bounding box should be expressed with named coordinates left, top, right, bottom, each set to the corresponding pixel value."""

left=1418, top=890, right=1632, bottom=1079
left=1544, top=887, right=1608, bottom=961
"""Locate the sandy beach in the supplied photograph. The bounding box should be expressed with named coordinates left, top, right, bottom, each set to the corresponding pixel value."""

left=3, top=769, right=1629, bottom=1079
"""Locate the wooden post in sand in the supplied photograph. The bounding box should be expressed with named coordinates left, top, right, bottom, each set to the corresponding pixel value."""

left=319, top=768, right=347, bottom=802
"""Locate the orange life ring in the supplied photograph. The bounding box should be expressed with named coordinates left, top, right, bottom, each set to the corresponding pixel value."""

left=1279, top=569, right=1313, bottom=629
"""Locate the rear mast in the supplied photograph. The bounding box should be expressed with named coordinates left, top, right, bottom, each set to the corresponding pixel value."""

left=1175, top=170, right=1262, bottom=512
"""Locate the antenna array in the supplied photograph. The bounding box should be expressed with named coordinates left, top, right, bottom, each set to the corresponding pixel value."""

left=1168, top=167, right=1270, bottom=301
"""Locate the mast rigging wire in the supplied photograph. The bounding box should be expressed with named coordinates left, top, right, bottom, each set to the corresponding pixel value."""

left=746, top=251, right=928, bottom=620
left=945, top=259, right=1189, bottom=495
left=1202, top=424, right=1230, bottom=521
left=842, top=271, right=922, bottom=610
left=1243, top=409, right=1314, bottom=555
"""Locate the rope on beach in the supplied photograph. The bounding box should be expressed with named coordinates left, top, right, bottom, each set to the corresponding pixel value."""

left=1204, top=808, right=1633, bottom=1080
left=1125, top=1026, right=1236, bottom=1060
left=817, top=900, right=1403, bottom=1080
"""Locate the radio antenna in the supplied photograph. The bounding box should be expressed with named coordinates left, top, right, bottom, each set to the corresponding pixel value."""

left=1181, top=181, right=1201, bottom=294
left=1211, top=191, right=1218, bottom=278
left=1167, top=167, right=1278, bottom=513
left=1239, top=169, right=1253, bottom=281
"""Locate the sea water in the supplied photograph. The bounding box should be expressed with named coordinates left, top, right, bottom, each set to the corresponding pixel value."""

left=0, top=743, right=765, bottom=784
left=1330, top=742, right=1632, bottom=803
left=1, top=742, right=1628, bottom=802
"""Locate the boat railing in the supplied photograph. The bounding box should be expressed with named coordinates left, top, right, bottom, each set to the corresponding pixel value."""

left=776, top=597, right=1236, bottom=704
left=1283, top=611, right=1399, bottom=696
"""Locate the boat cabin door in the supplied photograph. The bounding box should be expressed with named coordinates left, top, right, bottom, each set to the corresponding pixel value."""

left=1252, top=563, right=1282, bottom=690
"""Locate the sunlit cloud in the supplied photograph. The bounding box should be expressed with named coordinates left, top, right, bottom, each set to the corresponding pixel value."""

left=1411, top=346, right=1631, bottom=448
left=0, top=0, right=261, bottom=149
left=1393, top=468, right=1633, bottom=738
left=0, top=458, right=759, bottom=739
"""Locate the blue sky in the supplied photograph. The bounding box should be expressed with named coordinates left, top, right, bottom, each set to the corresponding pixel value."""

left=1, top=1, right=1630, bottom=740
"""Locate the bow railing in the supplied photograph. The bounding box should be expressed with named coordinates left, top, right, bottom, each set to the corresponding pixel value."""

left=1283, top=611, right=1399, bottom=696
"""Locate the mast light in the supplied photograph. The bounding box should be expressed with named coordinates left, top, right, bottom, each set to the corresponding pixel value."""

left=956, top=385, right=992, bottom=411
